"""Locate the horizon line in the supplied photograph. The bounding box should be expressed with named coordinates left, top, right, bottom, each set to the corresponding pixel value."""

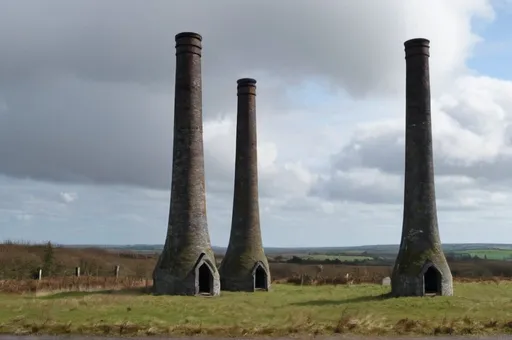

left=4, top=241, right=512, bottom=248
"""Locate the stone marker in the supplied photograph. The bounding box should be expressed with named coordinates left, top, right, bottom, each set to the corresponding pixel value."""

left=382, top=277, right=391, bottom=286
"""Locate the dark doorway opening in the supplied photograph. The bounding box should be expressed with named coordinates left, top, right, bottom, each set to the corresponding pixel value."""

left=198, top=263, right=213, bottom=294
left=424, top=266, right=441, bottom=294
left=254, top=265, right=267, bottom=290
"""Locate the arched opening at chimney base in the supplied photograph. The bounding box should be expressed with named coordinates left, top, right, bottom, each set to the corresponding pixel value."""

left=424, top=266, right=441, bottom=295
left=254, top=264, right=267, bottom=290
left=198, top=263, right=213, bottom=295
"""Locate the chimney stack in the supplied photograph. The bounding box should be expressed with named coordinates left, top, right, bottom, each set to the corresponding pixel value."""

left=153, top=32, right=220, bottom=296
left=219, top=78, right=271, bottom=292
left=391, top=38, right=453, bottom=297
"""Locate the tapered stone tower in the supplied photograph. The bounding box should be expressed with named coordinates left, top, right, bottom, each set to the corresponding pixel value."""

left=391, top=38, right=453, bottom=297
left=219, top=78, right=271, bottom=292
left=153, top=32, right=220, bottom=296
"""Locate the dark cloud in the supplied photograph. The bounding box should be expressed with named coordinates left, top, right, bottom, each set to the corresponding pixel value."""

left=0, top=0, right=491, bottom=189
left=328, top=126, right=512, bottom=184
left=0, top=0, right=407, bottom=95
left=0, top=76, right=173, bottom=188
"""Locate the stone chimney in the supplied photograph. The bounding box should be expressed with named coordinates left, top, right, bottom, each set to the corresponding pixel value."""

left=153, top=32, right=220, bottom=296
left=391, top=38, right=453, bottom=297
left=219, top=78, right=271, bottom=292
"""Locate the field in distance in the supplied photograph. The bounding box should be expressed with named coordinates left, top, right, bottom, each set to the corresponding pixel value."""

left=301, top=248, right=512, bottom=262
left=3, top=241, right=512, bottom=282
left=297, top=254, right=373, bottom=262
left=453, top=249, right=512, bottom=260
left=1, top=282, right=512, bottom=337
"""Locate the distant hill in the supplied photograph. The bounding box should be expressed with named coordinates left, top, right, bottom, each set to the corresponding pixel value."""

left=61, top=243, right=512, bottom=256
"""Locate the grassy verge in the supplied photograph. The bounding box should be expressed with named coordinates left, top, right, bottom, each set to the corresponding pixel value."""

left=0, top=276, right=151, bottom=294
left=1, top=283, right=512, bottom=337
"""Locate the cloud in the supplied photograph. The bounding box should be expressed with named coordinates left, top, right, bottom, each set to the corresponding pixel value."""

left=3, top=0, right=512, bottom=245
left=202, top=115, right=317, bottom=200
left=311, top=168, right=402, bottom=205
left=312, top=74, right=512, bottom=210
left=0, top=0, right=496, bottom=190
left=14, top=212, right=32, bottom=222
left=60, top=192, right=78, bottom=204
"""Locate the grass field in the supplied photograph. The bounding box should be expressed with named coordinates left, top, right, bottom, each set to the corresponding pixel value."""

left=1, top=283, right=512, bottom=336
left=302, top=254, right=374, bottom=262
left=454, top=249, right=512, bottom=260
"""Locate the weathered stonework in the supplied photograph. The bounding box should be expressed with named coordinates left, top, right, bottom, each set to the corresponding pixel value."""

left=219, top=78, right=271, bottom=292
left=391, top=38, right=453, bottom=297
left=153, top=32, right=220, bottom=296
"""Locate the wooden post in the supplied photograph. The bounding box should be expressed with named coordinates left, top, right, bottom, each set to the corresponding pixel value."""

left=37, top=268, right=42, bottom=280
left=315, top=265, right=323, bottom=280
left=75, top=266, right=80, bottom=277
left=114, top=265, right=120, bottom=278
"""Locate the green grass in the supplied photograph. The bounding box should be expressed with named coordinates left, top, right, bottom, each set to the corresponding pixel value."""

left=454, top=249, right=512, bottom=260
left=302, top=254, right=373, bottom=262
left=1, top=283, right=512, bottom=336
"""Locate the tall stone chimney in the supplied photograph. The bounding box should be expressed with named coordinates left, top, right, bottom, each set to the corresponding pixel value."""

left=153, top=32, right=220, bottom=296
left=219, top=78, right=271, bottom=292
left=391, top=38, right=453, bottom=297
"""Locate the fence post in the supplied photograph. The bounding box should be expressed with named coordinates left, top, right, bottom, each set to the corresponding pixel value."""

left=114, top=265, right=120, bottom=278
left=37, top=268, right=42, bottom=280
left=75, top=266, right=80, bottom=277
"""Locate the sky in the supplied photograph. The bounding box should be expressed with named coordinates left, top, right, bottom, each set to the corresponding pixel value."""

left=1, top=0, right=512, bottom=247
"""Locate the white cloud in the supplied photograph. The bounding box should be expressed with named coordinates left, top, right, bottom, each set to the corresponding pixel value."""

left=59, top=192, right=78, bottom=203
left=14, top=212, right=32, bottom=222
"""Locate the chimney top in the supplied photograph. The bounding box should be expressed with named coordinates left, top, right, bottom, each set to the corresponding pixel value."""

left=404, top=38, right=430, bottom=58
left=237, top=78, right=257, bottom=86
left=175, top=32, right=202, bottom=41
